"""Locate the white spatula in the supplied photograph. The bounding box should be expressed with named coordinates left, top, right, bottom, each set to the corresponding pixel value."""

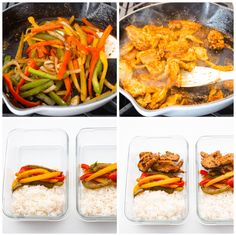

left=181, top=66, right=234, bottom=87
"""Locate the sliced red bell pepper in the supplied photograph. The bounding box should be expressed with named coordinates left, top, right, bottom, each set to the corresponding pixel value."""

left=3, top=73, right=40, bottom=107
left=31, top=23, right=63, bottom=34
left=24, top=59, right=38, bottom=77
left=26, top=40, right=63, bottom=54
left=226, top=177, right=234, bottom=188
left=87, top=34, right=94, bottom=45
left=63, top=77, right=71, bottom=101
left=97, top=24, right=112, bottom=50
left=18, top=166, right=33, bottom=174
left=81, top=26, right=98, bottom=37
left=16, top=79, right=25, bottom=94
left=199, top=178, right=211, bottom=186
left=80, top=173, right=93, bottom=180
left=53, top=175, right=65, bottom=182
left=176, top=180, right=185, bottom=187
left=81, top=164, right=90, bottom=170
left=140, top=172, right=151, bottom=178
left=58, top=50, right=71, bottom=80
left=108, top=171, right=117, bottom=182
left=200, top=170, right=208, bottom=175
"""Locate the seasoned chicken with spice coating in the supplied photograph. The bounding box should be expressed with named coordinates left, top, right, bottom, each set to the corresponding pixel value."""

left=201, top=151, right=234, bottom=170
left=120, top=20, right=233, bottom=110
left=137, top=151, right=184, bottom=173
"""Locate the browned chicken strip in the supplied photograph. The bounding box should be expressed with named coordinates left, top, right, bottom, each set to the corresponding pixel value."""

left=138, top=152, right=159, bottom=172
left=137, top=151, right=183, bottom=173
left=201, top=151, right=234, bottom=169
left=152, top=159, right=183, bottom=173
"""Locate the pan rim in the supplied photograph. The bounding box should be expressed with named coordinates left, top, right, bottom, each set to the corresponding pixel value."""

left=119, top=2, right=233, bottom=22
left=3, top=2, right=117, bottom=14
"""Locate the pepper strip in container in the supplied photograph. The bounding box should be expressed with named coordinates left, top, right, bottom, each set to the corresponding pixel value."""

left=3, top=16, right=116, bottom=108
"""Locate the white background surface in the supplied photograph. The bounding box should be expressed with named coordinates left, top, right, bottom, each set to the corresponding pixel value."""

left=2, top=117, right=117, bottom=234
left=118, top=117, right=234, bottom=234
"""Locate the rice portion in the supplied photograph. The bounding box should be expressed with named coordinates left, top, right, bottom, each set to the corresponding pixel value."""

left=80, top=186, right=116, bottom=217
left=198, top=191, right=233, bottom=221
left=134, top=190, right=186, bottom=221
left=12, top=185, right=65, bottom=217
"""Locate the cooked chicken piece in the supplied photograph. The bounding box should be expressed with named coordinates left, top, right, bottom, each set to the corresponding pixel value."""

left=119, top=60, right=133, bottom=84
left=164, top=39, right=190, bottom=59
left=138, top=152, right=160, bottom=172
left=192, top=47, right=209, bottom=61
left=126, top=25, right=152, bottom=50
left=148, top=88, right=168, bottom=109
left=120, top=60, right=147, bottom=98
left=179, top=61, right=196, bottom=72
left=218, top=164, right=234, bottom=174
left=138, top=151, right=183, bottom=173
left=167, top=59, right=182, bottom=87
left=201, top=151, right=234, bottom=169
left=168, top=20, right=202, bottom=32
left=180, top=48, right=197, bottom=62
left=136, top=93, right=152, bottom=108
left=120, top=42, right=134, bottom=57
left=223, top=80, right=234, bottom=92
left=121, top=49, right=138, bottom=61
left=152, top=159, right=183, bottom=173
left=137, top=49, right=162, bottom=64
left=160, top=151, right=180, bottom=161
left=207, top=30, right=225, bottom=50
left=208, top=88, right=224, bottom=102
left=183, top=35, right=203, bottom=44
left=145, top=61, right=166, bottom=74
left=160, top=94, right=183, bottom=108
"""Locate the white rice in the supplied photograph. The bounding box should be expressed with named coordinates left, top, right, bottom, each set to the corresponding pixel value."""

left=134, top=190, right=186, bottom=221
left=12, top=185, right=65, bottom=217
left=80, top=186, right=116, bottom=217
left=198, top=191, right=233, bottom=221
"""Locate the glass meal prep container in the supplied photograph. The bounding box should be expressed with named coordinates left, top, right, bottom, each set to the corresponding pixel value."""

left=2, top=129, right=69, bottom=221
left=196, top=135, right=234, bottom=225
left=124, top=136, right=189, bottom=225
left=76, top=127, right=117, bottom=222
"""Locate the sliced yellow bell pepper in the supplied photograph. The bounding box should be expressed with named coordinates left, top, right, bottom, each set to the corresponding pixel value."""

left=19, top=171, right=62, bottom=184
left=16, top=168, right=49, bottom=180
left=140, top=177, right=180, bottom=189
left=94, top=178, right=109, bottom=184
left=138, top=174, right=169, bottom=186
left=205, top=171, right=234, bottom=187
left=85, top=163, right=117, bottom=182
left=28, top=16, right=39, bottom=27
left=15, top=33, right=25, bottom=60
left=12, top=179, right=19, bottom=190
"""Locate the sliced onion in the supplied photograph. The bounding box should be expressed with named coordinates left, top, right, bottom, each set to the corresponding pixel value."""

left=3, top=59, right=33, bottom=81
left=67, top=69, right=81, bottom=74
left=43, top=85, right=56, bottom=93
left=47, top=30, right=65, bottom=41
left=40, top=66, right=56, bottom=75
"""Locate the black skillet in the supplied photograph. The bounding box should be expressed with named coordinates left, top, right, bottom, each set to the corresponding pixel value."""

left=3, top=2, right=117, bottom=116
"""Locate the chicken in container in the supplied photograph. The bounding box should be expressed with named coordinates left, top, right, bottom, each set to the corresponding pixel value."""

left=198, top=151, right=234, bottom=221
left=133, top=151, right=187, bottom=221
left=120, top=20, right=233, bottom=110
